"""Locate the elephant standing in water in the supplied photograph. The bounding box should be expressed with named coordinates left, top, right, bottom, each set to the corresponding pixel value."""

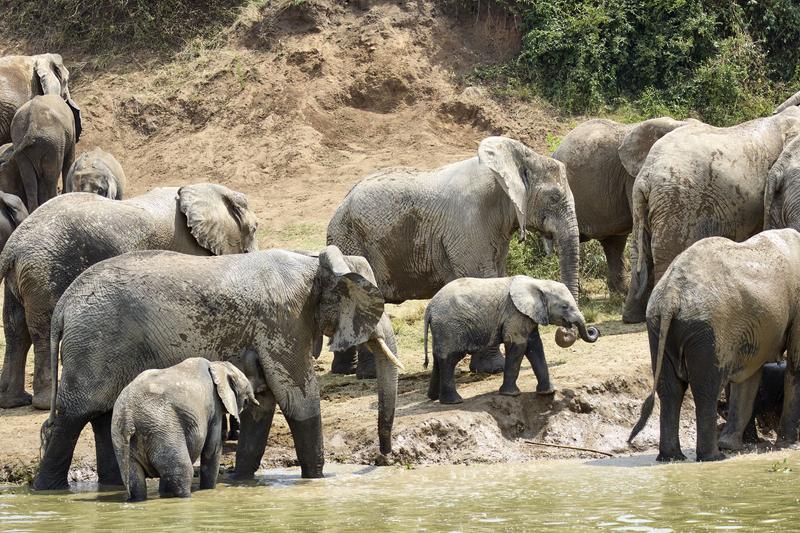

left=65, top=147, right=126, bottom=199
left=2, top=94, right=81, bottom=212
left=629, top=230, right=800, bottom=461
left=552, top=117, right=694, bottom=294
left=328, top=136, right=581, bottom=378
left=622, top=107, right=800, bottom=323
left=0, top=54, right=77, bottom=144
left=34, top=246, right=401, bottom=490
left=0, top=184, right=258, bottom=409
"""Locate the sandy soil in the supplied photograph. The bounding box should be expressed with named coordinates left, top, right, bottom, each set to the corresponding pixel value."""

left=0, top=0, right=742, bottom=484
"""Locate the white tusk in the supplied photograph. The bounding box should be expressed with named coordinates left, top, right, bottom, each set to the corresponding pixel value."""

left=377, top=338, right=405, bottom=371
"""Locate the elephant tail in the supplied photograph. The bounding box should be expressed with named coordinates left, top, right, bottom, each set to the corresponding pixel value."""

left=628, top=308, right=672, bottom=444
left=423, top=307, right=431, bottom=369
left=111, top=404, right=135, bottom=498
left=632, top=185, right=650, bottom=300
left=39, top=306, right=65, bottom=459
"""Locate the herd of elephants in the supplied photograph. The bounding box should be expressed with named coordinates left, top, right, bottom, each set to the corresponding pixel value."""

left=0, top=52, right=799, bottom=500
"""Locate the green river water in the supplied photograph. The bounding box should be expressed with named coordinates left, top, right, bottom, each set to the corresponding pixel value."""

left=1, top=452, right=799, bottom=531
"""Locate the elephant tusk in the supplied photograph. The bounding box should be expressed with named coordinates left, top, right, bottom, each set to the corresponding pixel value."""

left=377, top=338, right=405, bottom=371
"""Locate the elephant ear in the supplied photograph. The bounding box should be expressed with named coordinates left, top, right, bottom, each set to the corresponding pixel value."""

left=509, top=276, right=549, bottom=325
left=66, top=99, right=82, bottom=143
left=34, top=55, right=63, bottom=96
left=319, top=245, right=385, bottom=352
left=776, top=90, right=800, bottom=115
left=765, top=136, right=800, bottom=228
left=478, top=136, right=528, bottom=240
left=619, top=117, right=694, bottom=177
left=0, top=192, right=28, bottom=227
left=178, top=183, right=257, bottom=255
left=209, top=362, right=242, bottom=422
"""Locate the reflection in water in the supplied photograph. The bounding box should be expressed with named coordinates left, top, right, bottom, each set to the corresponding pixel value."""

left=1, top=452, right=799, bottom=531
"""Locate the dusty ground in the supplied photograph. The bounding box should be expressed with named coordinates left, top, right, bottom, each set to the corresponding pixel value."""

left=0, top=0, right=745, bottom=484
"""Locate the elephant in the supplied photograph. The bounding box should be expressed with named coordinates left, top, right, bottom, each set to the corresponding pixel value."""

left=1, top=94, right=80, bottom=212
left=34, top=245, right=402, bottom=490
left=65, top=147, right=126, bottom=199
left=0, top=54, right=79, bottom=144
left=423, top=276, right=599, bottom=404
left=775, top=90, right=800, bottom=114
left=621, top=107, right=800, bottom=323
left=628, top=229, right=800, bottom=461
left=764, top=136, right=800, bottom=231
left=719, top=362, right=786, bottom=445
left=112, top=358, right=258, bottom=501
left=328, top=136, right=580, bottom=377
left=0, top=183, right=258, bottom=409
left=552, top=117, right=695, bottom=293
left=0, top=191, right=27, bottom=252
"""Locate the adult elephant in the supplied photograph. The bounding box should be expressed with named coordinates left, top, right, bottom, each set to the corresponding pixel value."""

left=2, top=94, right=80, bottom=211
left=34, top=246, right=401, bottom=490
left=0, top=54, right=78, bottom=144
left=0, top=184, right=258, bottom=409
left=65, top=147, right=126, bottom=199
left=552, top=117, right=695, bottom=293
left=328, top=136, right=580, bottom=377
left=621, top=107, right=800, bottom=323
left=775, top=89, right=800, bottom=114
left=628, top=230, right=800, bottom=461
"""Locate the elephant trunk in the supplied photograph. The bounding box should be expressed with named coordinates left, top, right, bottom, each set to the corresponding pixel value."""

left=369, top=316, right=399, bottom=455
left=554, top=314, right=599, bottom=348
left=554, top=220, right=580, bottom=300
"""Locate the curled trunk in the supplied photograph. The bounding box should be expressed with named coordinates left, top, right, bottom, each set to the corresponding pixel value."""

left=554, top=314, right=599, bottom=348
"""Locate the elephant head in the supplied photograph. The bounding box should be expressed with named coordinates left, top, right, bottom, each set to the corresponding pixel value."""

left=764, top=134, right=800, bottom=230
left=618, top=117, right=698, bottom=178
left=478, top=136, right=580, bottom=298
left=509, top=276, right=599, bottom=348
left=0, top=144, right=19, bottom=188
left=34, top=54, right=80, bottom=142
left=0, top=192, right=28, bottom=229
left=178, top=183, right=259, bottom=255
left=208, top=361, right=258, bottom=424
left=316, top=245, right=401, bottom=454
left=66, top=150, right=124, bottom=199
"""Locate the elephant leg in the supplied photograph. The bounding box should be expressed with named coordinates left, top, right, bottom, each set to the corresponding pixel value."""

left=126, top=459, right=148, bottom=502
left=427, top=355, right=440, bottom=401
left=686, top=353, right=724, bottom=462
left=154, top=449, right=193, bottom=498
left=199, top=417, right=223, bottom=490
left=622, top=224, right=651, bottom=324
left=439, top=352, right=464, bottom=404
left=499, top=342, right=525, bottom=396
left=15, top=150, right=40, bottom=212
left=468, top=345, right=504, bottom=374
left=92, top=412, right=123, bottom=486
left=525, top=329, right=554, bottom=395
left=228, top=416, right=240, bottom=441
left=599, top=235, right=629, bottom=294
left=331, top=346, right=357, bottom=375
left=33, top=415, right=88, bottom=490
left=656, top=365, right=688, bottom=462
left=0, top=284, right=33, bottom=408
left=233, top=392, right=276, bottom=480
left=30, top=332, right=52, bottom=410
left=719, top=368, right=762, bottom=451
left=777, top=366, right=800, bottom=447
left=286, top=413, right=325, bottom=479
left=355, top=345, right=376, bottom=380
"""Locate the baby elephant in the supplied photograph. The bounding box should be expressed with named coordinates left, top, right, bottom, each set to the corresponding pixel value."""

left=424, top=276, right=600, bottom=404
left=65, top=147, right=126, bottom=199
left=111, top=358, right=258, bottom=501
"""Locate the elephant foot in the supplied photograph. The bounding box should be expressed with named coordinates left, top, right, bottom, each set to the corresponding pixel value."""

left=621, top=309, right=646, bottom=324
left=227, top=429, right=239, bottom=441
left=300, top=465, right=324, bottom=479
left=0, top=390, right=32, bottom=409
left=535, top=383, right=556, bottom=396
left=696, top=452, right=726, bottom=462
left=656, top=451, right=687, bottom=462
left=32, top=389, right=52, bottom=410
left=230, top=470, right=255, bottom=481
left=439, top=391, right=463, bottom=405
left=32, top=473, right=70, bottom=491
left=774, top=438, right=798, bottom=449
left=355, top=354, right=376, bottom=380
left=469, top=353, right=505, bottom=374
left=427, top=388, right=439, bottom=401
left=498, top=384, right=521, bottom=397
left=330, top=359, right=357, bottom=375
left=718, top=434, right=743, bottom=451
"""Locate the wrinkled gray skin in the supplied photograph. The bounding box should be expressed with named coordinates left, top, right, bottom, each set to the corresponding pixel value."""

left=328, top=136, right=580, bottom=376
left=764, top=135, right=800, bottom=230
left=553, top=117, right=695, bottom=293
left=1, top=94, right=79, bottom=212
left=0, top=184, right=258, bottom=410
left=65, top=147, right=126, bottom=199
left=112, top=358, right=258, bottom=501
left=0, top=54, right=75, bottom=145
left=622, top=107, right=800, bottom=323
left=0, top=192, right=27, bottom=252
left=34, top=246, right=400, bottom=490
left=628, top=230, right=800, bottom=461
left=423, top=276, right=599, bottom=404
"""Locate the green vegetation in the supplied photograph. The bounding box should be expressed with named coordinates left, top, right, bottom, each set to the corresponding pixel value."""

left=470, top=0, right=800, bottom=125
left=768, top=458, right=793, bottom=474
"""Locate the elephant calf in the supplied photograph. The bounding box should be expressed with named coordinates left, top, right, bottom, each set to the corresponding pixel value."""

left=719, top=362, right=786, bottom=444
left=112, top=358, right=258, bottom=501
left=423, top=276, right=599, bottom=404
left=65, top=147, right=126, bottom=199
left=629, top=229, right=800, bottom=462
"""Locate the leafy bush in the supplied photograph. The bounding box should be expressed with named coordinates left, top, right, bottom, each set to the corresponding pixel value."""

left=506, top=233, right=610, bottom=284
